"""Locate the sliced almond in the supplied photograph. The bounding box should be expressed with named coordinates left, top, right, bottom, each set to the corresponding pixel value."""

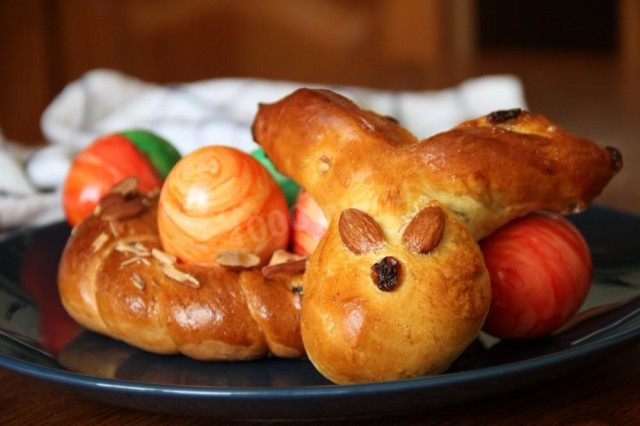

left=147, top=187, right=161, bottom=198
left=215, top=250, right=260, bottom=270
left=115, top=240, right=150, bottom=257
left=162, top=265, right=200, bottom=288
left=120, top=256, right=151, bottom=269
left=151, top=248, right=177, bottom=265
left=262, top=258, right=308, bottom=279
left=402, top=205, right=445, bottom=254
left=268, top=249, right=305, bottom=266
left=110, top=177, right=139, bottom=196
left=109, top=220, right=125, bottom=237
left=130, top=273, right=145, bottom=290
left=92, top=232, right=110, bottom=252
left=338, top=208, right=385, bottom=254
left=101, top=198, right=145, bottom=221
left=132, top=242, right=150, bottom=253
left=98, top=193, right=125, bottom=212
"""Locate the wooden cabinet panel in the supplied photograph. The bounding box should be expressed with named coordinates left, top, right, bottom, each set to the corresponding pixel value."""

left=1, top=0, right=462, bottom=144
left=0, top=0, right=52, bottom=144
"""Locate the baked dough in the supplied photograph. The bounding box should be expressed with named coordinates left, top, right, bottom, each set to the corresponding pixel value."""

left=252, top=88, right=621, bottom=383
left=58, top=180, right=304, bottom=360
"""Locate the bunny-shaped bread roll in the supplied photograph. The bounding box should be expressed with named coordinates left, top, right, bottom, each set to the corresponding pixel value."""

left=252, top=88, right=621, bottom=384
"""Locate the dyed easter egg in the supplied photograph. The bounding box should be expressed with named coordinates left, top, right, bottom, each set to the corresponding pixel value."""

left=251, top=148, right=300, bottom=206
left=158, top=146, right=291, bottom=265
left=62, top=130, right=181, bottom=226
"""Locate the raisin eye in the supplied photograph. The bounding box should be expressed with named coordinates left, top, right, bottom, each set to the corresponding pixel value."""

left=487, top=108, right=522, bottom=123
left=371, top=256, right=401, bottom=291
left=606, top=146, right=623, bottom=171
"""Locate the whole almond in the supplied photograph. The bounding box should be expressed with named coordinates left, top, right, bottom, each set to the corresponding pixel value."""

left=402, top=206, right=445, bottom=254
left=339, top=209, right=385, bottom=254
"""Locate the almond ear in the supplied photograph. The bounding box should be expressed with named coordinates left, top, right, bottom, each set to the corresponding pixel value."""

left=402, top=206, right=445, bottom=254
left=339, top=209, right=385, bottom=254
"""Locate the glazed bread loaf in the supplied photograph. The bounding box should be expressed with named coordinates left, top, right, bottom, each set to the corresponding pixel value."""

left=58, top=179, right=305, bottom=360
left=252, top=88, right=621, bottom=384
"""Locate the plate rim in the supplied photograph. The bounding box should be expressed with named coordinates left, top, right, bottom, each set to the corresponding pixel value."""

left=2, top=323, right=639, bottom=398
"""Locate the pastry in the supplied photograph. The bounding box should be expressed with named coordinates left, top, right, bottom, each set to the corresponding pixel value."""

left=252, top=88, right=621, bottom=384
left=58, top=179, right=305, bottom=360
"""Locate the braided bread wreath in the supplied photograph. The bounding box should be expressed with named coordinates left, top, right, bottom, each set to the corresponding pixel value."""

left=58, top=88, right=622, bottom=385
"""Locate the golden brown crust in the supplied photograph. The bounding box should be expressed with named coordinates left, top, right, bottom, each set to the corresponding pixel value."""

left=419, top=111, right=621, bottom=238
left=253, top=90, right=620, bottom=239
left=58, top=185, right=305, bottom=360
left=252, top=88, right=621, bottom=384
left=301, top=205, right=489, bottom=383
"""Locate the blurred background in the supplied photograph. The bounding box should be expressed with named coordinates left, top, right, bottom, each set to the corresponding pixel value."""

left=0, top=0, right=638, bottom=210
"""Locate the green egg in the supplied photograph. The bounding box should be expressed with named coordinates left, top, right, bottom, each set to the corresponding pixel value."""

left=251, top=148, right=300, bottom=207
left=119, top=129, right=182, bottom=179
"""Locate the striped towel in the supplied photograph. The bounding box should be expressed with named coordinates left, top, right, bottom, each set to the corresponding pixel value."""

left=1, top=69, right=527, bottom=236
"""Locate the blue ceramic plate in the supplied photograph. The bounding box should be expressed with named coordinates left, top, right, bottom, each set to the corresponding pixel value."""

left=1, top=206, right=640, bottom=420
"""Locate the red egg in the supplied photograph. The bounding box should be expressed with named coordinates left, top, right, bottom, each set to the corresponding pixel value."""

left=62, top=131, right=180, bottom=226
left=480, top=212, right=592, bottom=339
left=158, top=146, right=291, bottom=265
left=291, top=189, right=328, bottom=256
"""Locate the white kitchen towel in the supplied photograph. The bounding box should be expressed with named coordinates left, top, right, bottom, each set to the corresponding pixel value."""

left=0, top=135, right=64, bottom=237
left=1, top=69, right=527, bottom=235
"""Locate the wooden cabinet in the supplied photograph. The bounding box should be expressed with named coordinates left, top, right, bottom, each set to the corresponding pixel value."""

left=0, top=1, right=52, bottom=144
left=0, top=0, right=474, bottom=144
left=1, top=1, right=637, bottom=146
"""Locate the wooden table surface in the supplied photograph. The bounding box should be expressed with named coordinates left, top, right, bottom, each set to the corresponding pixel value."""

left=1, top=341, right=639, bottom=425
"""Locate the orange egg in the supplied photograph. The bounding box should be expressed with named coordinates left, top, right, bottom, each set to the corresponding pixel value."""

left=158, top=146, right=291, bottom=265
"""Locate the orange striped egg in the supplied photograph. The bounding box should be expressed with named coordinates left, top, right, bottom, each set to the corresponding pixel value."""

left=158, top=146, right=290, bottom=265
